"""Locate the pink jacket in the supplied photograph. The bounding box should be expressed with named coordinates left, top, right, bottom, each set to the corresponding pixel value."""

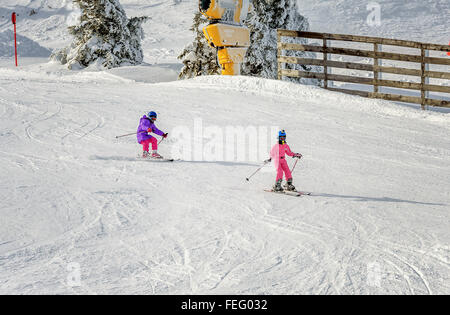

left=270, top=143, right=295, bottom=165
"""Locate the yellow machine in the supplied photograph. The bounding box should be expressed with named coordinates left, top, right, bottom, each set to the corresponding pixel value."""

left=199, top=0, right=251, bottom=75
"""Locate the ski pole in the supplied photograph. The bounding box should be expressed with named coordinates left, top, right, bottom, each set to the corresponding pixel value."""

left=158, top=133, right=168, bottom=145
left=115, top=131, right=147, bottom=139
left=246, top=160, right=269, bottom=182
left=291, top=156, right=302, bottom=173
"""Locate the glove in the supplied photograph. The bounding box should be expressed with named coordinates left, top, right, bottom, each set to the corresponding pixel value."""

left=294, top=153, right=302, bottom=159
left=147, top=128, right=152, bottom=133
left=162, top=133, right=168, bottom=138
left=264, top=158, right=272, bottom=163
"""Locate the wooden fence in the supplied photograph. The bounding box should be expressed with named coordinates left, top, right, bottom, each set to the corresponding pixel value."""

left=277, top=30, right=450, bottom=109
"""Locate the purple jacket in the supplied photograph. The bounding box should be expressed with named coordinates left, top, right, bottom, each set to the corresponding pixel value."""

left=137, top=116, right=164, bottom=143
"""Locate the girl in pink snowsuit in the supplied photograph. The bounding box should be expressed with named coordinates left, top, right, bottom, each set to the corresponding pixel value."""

left=267, top=130, right=302, bottom=191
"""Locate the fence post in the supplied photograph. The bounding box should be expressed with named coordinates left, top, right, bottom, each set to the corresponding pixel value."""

left=420, top=45, right=429, bottom=110
left=374, top=43, right=380, bottom=93
left=323, top=38, right=328, bottom=89
left=277, top=30, right=282, bottom=80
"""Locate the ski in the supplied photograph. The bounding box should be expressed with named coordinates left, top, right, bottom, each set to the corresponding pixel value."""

left=136, top=154, right=175, bottom=162
left=144, top=158, right=175, bottom=162
left=264, top=189, right=311, bottom=197
left=140, top=157, right=175, bottom=162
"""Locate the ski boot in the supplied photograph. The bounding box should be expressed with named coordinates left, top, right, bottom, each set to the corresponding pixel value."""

left=151, top=151, right=163, bottom=159
left=273, top=179, right=283, bottom=192
left=142, top=151, right=150, bottom=158
left=284, top=178, right=297, bottom=192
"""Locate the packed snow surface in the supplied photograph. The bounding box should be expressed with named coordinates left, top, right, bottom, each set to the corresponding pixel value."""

left=0, top=62, right=449, bottom=294
left=0, top=0, right=449, bottom=295
left=301, top=0, right=450, bottom=45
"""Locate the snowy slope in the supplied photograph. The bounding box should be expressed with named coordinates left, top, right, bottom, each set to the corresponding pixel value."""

left=0, top=63, right=449, bottom=294
left=0, top=0, right=449, bottom=295
left=0, top=0, right=198, bottom=63
left=299, top=0, right=450, bottom=111
left=300, top=0, right=450, bottom=45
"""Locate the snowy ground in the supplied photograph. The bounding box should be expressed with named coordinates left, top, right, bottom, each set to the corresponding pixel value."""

left=0, top=0, right=197, bottom=64
left=0, top=59, right=449, bottom=294
left=301, top=0, right=450, bottom=45
left=0, top=1, right=449, bottom=295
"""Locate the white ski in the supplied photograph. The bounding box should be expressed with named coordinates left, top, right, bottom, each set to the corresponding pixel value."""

left=142, top=158, right=175, bottom=162
left=137, top=154, right=175, bottom=162
left=264, top=189, right=311, bottom=197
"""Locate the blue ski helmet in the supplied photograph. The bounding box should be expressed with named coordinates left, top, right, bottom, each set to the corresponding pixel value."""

left=147, top=111, right=157, bottom=119
left=278, top=130, right=287, bottom=144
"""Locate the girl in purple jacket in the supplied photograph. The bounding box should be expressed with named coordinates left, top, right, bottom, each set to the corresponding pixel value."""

left=137, top=111, right=167, bottom=158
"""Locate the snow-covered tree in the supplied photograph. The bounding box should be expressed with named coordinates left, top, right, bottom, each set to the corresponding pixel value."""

left=242, top=0, right=314, bottom=82
left=178, top=12, right=220, bottom=79
left=52, top=0, right=148, bottom=69
left=179, top=0, right=316, bottom=83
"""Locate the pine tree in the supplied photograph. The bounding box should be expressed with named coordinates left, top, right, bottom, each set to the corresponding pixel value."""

left=178, top=12, right=220, bottom=79
left=179, top=0, right=316, bottom=83
left=242, top=0, right=315, bottom=82
left=52, top=0, right=148, bottom=69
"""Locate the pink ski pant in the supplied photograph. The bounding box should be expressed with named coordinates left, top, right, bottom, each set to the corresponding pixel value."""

left=276, top=158, right=292, bottom=181
left=141, top=137, right=157, bottom=152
